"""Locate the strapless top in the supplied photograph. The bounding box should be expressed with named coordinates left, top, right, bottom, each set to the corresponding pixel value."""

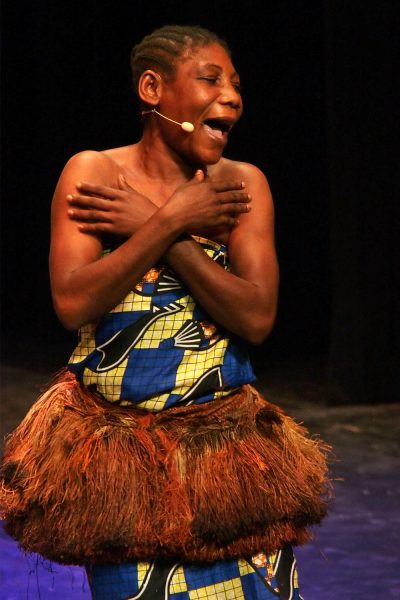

left=68, top=237, right=256, bottom=411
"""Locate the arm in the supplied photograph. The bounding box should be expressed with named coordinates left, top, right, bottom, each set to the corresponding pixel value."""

left=50, top=152, right=249, bottom=330
left=164, top=165, right=279, bottom=344
left=50, top=151, right=180, bottom=329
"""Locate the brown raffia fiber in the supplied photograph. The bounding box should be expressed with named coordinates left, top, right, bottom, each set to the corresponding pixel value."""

left=0, top=370, right=331, bottom=565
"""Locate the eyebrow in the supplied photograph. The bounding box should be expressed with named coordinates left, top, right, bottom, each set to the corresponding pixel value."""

left=200, top=63, right=240, bottom=79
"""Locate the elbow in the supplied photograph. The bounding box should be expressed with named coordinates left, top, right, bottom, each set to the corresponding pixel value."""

left=242, top=313, right=276, bottom=346
left=53, top=295, right=86, bottom=331
left=55, top=308, right=81, bottom=332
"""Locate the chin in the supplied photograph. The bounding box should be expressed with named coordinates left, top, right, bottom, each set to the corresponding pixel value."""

left=195, top=149, right=225, bottom=166
left=205, top=155, right=223, bottom=165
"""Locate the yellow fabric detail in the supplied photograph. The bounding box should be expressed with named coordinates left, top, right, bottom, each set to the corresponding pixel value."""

left=137, top=562, right=151, bottom=586
left=134, top=393, right=170, bottom=412
left=170, top=566, right=188, bottom=593
left=134, top=295, right=193, bottom=350
left=188, top=577, right=244, bottom=599
left=69, top=324, right=97, bottom=364
left=83, top=359, right=127, bottom=403
left=237, top=559, right=254, bottom=577
left=110, top=290, right=153, bottom=314
left=174, top=341, right=228, bottom=393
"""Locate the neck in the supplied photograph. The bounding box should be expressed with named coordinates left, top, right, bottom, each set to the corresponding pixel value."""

left=134, top=128, right=205, bottom=187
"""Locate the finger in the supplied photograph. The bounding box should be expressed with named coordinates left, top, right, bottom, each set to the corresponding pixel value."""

left=218, top=192, right=251, bottom=204
left=225, top=202, right=252, bottom=213
left=118, top=174, right=134, bottom=191
left=218, top=203, right=251, bottom=216
left=194, top=169, right=205, bottom=182
left=76, top=181, right=118, bottom=199
left=67, top=194, right=113, bottom=211
left=77, top=222, right=114, bottom=234
left=212, top=180, right=246, bottom=193
left=67, top=207, right=112, bottom=223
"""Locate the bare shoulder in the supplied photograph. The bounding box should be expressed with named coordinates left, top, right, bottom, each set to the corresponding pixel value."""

left=61, top=149, right=117, bottom=184
left=213, top=158, right=275, bottom=245
left=52, top=150, right=117, bottom=221
left=212, top=158, right=273, bottom=211
left=211, top=158, right=270, bottom=190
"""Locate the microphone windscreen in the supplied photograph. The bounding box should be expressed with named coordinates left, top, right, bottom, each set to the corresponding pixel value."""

left=181, top=122, right=194, bottom=133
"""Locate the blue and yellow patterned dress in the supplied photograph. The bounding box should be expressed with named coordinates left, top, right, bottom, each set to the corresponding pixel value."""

left=68, top=237, right=303, bottom=600
left=68, top=237, right=255, bottom=411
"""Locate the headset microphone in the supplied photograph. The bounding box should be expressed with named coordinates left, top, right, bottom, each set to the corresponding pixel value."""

left=141, top=108, right=195, bottom=133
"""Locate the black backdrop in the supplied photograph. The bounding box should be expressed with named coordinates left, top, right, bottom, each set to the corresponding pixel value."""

left=1, top=1, right=398, bottom=403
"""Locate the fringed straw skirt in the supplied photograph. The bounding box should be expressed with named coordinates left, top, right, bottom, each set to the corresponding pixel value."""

left=1, top=370, right=330, bottom=598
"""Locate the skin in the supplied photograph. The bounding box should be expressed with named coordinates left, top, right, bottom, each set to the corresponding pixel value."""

left=50, top=42, right=279, bottom=344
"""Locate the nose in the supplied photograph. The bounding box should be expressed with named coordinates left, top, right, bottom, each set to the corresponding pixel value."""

left=219, top=82, right=242, bottom=110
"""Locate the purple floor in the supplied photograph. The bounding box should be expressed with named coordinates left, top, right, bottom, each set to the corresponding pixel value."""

left=1, top=358, right=399, bottom=599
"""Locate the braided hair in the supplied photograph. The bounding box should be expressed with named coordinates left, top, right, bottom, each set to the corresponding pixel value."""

left=130, top=25, right=230, bottom=100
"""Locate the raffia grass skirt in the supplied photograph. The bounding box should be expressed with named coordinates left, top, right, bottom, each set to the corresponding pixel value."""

left=0, top=370, right=331, bottom=566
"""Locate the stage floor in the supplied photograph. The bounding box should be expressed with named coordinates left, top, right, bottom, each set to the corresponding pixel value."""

left=1, top=352, right=399, bottom=599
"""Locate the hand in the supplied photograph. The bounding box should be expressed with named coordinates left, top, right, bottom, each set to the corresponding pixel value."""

left=163, top=170, right=251, bottom=234
left=67, top=175, right=157, bottom=238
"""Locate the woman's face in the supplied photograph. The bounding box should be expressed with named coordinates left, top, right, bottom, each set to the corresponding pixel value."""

left=157, top=42, right=243, bottom=165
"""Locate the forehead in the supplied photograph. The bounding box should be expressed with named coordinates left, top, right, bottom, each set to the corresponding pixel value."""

left=175, top=42, right=238, bottom=78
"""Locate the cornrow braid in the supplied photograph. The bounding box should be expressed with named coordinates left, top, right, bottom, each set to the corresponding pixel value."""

left=130, top=25, right=230, bottom=100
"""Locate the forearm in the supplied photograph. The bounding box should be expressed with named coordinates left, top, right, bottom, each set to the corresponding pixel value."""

left=164, top=237, right=278, bottom=344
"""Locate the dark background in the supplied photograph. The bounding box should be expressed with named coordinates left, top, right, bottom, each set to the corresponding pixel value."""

left=1, top=1, right=398, bottom=403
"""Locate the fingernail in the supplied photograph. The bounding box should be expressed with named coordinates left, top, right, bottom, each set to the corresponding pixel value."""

left=67, top=194, right=73, bottom=201
left=241, top=181, right=246, bottom=188
left=67, top=209, right=74, bottom=216
left=77, top=182, right=82, bottom=189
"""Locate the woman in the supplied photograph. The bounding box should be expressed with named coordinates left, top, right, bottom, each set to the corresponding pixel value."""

left=1, top=26, right=329, bottom=600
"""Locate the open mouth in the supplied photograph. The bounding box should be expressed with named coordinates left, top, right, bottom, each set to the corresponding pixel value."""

left=202, top=118, right=234, bottom=140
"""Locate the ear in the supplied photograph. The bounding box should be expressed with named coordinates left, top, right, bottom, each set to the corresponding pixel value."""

left=138, top=70, right=163, bottom=107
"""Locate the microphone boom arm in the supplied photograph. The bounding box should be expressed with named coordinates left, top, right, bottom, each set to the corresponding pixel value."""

left=141, top=108, right=194, bottom=133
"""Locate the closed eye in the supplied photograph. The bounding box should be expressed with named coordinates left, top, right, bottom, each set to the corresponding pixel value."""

left=198, top=77, right=219, bottom=84
left=199, top=77, right=242, bottom=94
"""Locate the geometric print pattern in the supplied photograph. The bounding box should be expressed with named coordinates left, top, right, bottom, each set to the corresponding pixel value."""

left=68, top=237, right=256, bottom=411
left=88, top=551, right=303, bottom=600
